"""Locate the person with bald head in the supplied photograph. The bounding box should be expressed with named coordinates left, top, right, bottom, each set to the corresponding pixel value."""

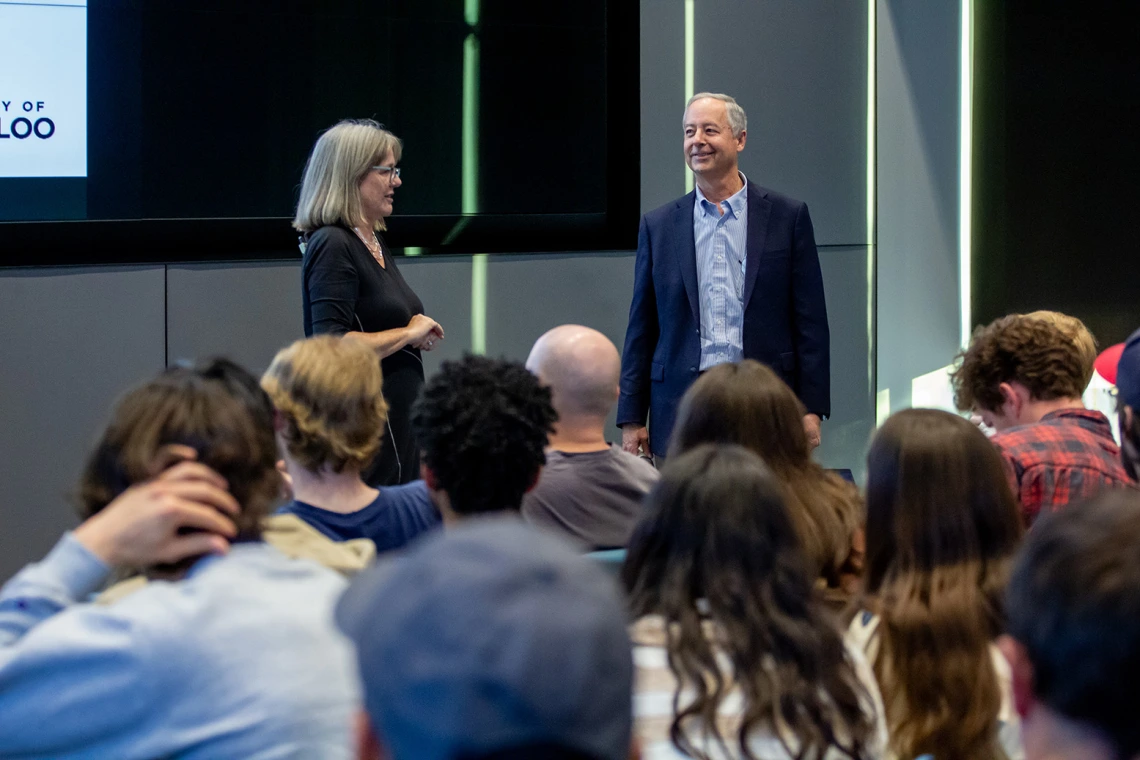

left=524, top=325, right=659, bottom=549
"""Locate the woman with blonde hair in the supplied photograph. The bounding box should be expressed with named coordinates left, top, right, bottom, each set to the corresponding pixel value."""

left=295, top=119, right=444, bottom=486
left=851, top=408, right=1025, bottom=760
left=668, top=360, right=864, bottom=600
left=263, top=335, right=439, bottom=553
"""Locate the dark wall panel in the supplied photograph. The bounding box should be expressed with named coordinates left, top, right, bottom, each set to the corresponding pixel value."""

left=166, top=262, right=305, bottom=372
left=816, top=246, right=874, bottom=478
left=485, top=251, right=637, bottom=437
left=695, top=0, right=869, bottom=246
left=973, top=1, right=1140, bottom=345
left=0, top=267, right=165, bottom=581
left=397, top=255, right=475, bottom=381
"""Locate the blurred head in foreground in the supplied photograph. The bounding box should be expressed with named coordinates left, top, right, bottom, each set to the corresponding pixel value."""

left=79, top=357, right=280, bottom=570
left=1002, top=490, right=1140, bottom=760
left=337, top=518, right=635, bottom=760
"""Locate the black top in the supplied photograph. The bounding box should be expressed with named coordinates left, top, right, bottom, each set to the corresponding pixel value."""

left=302, top=224, right=425, bottom=486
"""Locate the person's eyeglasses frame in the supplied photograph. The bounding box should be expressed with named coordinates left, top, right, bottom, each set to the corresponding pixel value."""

left=371, top=165, right=401, bottom=182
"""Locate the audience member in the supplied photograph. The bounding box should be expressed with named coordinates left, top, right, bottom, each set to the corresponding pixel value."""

left=263, top=335, right=440, bottom=553
left=337, top=518, right=635, bottom=760
left=1023, top=310, right=1098, bottom=390
left=624, top=444, right=886, bottom=760
left=1001, top=490, right=1140, bottom=760
left=411, top=355, right=557, bottom=521
left=0, top=359, right=358, bottom=758
left=952, top=313, right=1130, bottom=523
left=851, top=408, right=1024, bottom=760
left=522, top=325, right=658, bottom=549
left=1115, top=327, right=1140, bottom=481
left=668, top=360, right=863, bottom=598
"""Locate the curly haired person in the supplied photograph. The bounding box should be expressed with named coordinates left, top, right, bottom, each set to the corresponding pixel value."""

left=951, top=313, right=1131, bottom=524
left=412, top=354, right=558, bottom=521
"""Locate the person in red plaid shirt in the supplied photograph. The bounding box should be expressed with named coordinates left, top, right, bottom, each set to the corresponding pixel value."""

left=951, top=313, right=1132, bottom=525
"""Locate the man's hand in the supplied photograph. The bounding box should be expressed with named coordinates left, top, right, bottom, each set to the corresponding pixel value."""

left=803, top=413, right=822, bottom=450
left=73, top=460, right=240, bottom=568
left=621, top=424, right=650, bottom=457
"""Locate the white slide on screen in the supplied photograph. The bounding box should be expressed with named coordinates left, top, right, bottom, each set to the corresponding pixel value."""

left=0, top=0, right=87, bottom=177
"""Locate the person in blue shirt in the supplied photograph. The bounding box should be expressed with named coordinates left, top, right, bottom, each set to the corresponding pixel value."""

left=262, top=335, right=440, bottom=553
left=0, top=358, right=359, bottom=758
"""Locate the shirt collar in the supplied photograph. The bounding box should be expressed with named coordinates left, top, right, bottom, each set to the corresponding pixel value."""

left=695, top=172, right=749, bottom=218
left=1040, top=407, right=1115, bottom=438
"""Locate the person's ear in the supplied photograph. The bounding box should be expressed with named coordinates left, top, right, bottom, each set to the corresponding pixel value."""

left=998, top=382, right=1023, bottom=422
left=998, top=634, right=1036, bottom=719
left=273, top=409, right=287, bottom=433
left=354, top=710, right=386, bottom=760
left=736, top=129, right=747, bottom=152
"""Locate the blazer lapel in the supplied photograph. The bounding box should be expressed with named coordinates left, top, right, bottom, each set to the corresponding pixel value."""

left=673, top=192, right=700, bottom=325
left=742, top=182, right=770, bottom=310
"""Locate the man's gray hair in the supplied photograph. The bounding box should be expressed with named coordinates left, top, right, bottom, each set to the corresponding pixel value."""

left=685, top=92, right=748, bottom=138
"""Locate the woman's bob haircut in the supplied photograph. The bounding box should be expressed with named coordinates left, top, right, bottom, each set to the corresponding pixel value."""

left=293, top=119, right=402, bottom=234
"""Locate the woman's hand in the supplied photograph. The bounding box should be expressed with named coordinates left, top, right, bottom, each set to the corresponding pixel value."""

left=406, top=314, right=444, bottom=351
left=73, top=459, right=240, bottom=568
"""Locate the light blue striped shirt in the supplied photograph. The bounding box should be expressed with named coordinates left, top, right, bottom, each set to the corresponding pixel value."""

left=695, top=173, right=749, bottom=370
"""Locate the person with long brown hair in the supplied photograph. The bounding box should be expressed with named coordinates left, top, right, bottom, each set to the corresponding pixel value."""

left=851, top=408, right=1025, bottom=760
left=623, top=444, right=886, bottom=760
left=669, top=360, right=863, bottom=598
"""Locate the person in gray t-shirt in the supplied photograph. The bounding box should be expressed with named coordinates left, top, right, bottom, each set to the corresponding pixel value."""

left=524, top=325, right=660, bottom=549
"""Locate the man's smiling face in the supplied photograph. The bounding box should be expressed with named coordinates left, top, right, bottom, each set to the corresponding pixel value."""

left=683, top=97, right=746, bottom=181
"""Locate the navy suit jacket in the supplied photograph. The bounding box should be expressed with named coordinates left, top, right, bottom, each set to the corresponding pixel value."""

left=617, top=182, right=831, bottom=455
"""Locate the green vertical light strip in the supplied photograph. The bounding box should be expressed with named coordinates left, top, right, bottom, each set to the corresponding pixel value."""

left=463, top=33, right=480, bottom=217
left=959, top=0, right=974, bottom=347
left=867, top=0, right=877, bottom=406
left=471, top=254, right=487, bottom=354
left=684, top=0, right=695, bottom=194
left=463, top=2, right=487, bottom=355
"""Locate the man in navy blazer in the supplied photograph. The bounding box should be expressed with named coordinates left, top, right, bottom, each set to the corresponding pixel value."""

left=618, top=93, right=830, bottom=458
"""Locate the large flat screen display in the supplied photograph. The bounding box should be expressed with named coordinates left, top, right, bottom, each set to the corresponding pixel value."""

left=0, top=0, right=639, bottom=265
